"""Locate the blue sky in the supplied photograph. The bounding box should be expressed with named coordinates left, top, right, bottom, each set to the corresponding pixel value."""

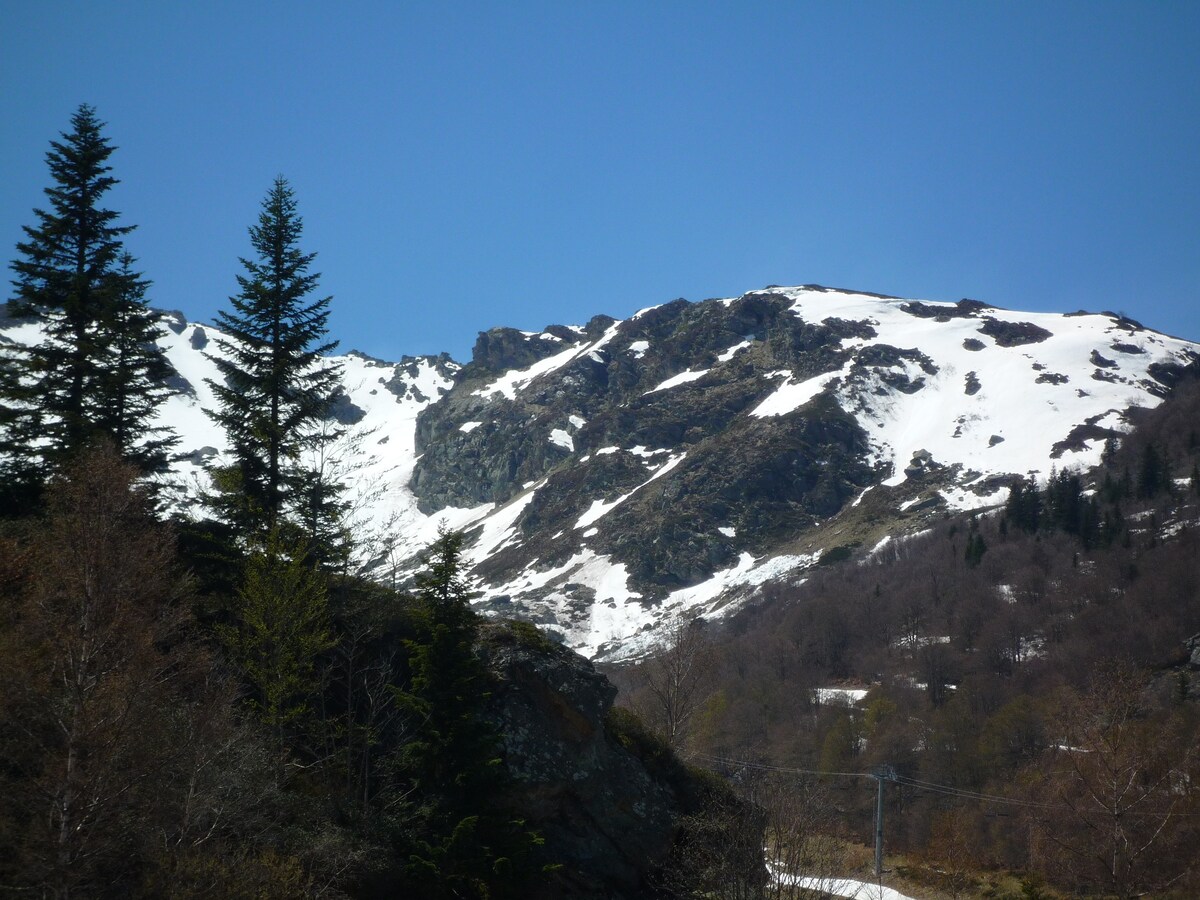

left=2, top=2, right=1198, bottom=362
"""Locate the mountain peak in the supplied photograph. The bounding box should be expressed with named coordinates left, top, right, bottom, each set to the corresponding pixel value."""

left=6, top=285, right=1195, bottom=658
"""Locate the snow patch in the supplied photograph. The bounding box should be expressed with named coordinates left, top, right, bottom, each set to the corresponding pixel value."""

left=815, top=687, right=869, bottom=705
left=645, top=368, right=709, bottom=394
left=574, top=452, right=686, bottom=529
left=770, top=866, right=917, bottom=900
left=717, top=339, right=753, bottom=362
left=751, top=367, right=844, bottom=417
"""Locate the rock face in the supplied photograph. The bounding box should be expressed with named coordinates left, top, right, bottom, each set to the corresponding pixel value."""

left=401, top=286, right=1199, bottom=658
left=7, top=285, right=1196, bottom=661
left=478, top=623, right=719, bottom=899
left=413, top=292, right=879, bottom=609
left=413, top=292, right=873, bottom=513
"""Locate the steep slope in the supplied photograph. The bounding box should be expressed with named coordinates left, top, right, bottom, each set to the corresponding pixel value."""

left=406, top=287, right=1197, bottom=657
left=2, top=286, right=1195, bottom=659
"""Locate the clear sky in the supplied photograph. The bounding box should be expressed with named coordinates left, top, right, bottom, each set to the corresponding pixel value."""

left=2, top=2, right=1198, bottom=362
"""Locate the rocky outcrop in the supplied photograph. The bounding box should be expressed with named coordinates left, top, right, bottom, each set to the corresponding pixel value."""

left=412, top=292, right=879, bottom=596
left=478, top=623, right=745, bottom=898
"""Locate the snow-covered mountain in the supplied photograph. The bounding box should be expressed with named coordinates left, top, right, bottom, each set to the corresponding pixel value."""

left=4, top=286, right=1196, bottom=659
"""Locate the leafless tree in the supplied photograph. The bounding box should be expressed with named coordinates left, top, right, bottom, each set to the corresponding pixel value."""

left=0, top=447, right=215, bottom=896
left=640, top=616, right=714, bottom=751
left=1025, top=661, right=1199, bottom=898
left=751, top=772, right=853, bottom=899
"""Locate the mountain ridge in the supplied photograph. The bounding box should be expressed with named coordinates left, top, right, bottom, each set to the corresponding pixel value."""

left=5, top=284, right=1196, bottom=659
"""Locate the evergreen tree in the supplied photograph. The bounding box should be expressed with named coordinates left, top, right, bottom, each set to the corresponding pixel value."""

left=93, top=252, right=177, bottom=470
left=964, top=531, right=987, bottom=568
left=206, top=177, right=342, bottom=538
left=217, top=531, right=336, bottom=774
left=1137, top=442, right=1170, bottom=498
left=0, top=339, right=38, bottom=511
left=4, top=104, right=174, bottom=493
left=391, top=529, right=540, bottom=897
left=1005, top=478, right=1041, bottom=533
left=292, top=418, right=356, bottom=573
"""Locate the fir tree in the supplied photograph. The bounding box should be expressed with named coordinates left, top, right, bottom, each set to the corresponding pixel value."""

left=0, top=339, right=38, bottom=512
left=92, top=252, right=177, bottom=470
left=206, top=177, right=342, bottom=538
left=392, top=529, right=540, bottom=897
left=1005, top=478, right=1041, bottom=533
left=1137, top=443, right=1167, bottom=499
left=4, top=104, right=174, bottom=493
left=964, top=531, right=987, bottom=568
left=217, top=531, right=336, bottom=775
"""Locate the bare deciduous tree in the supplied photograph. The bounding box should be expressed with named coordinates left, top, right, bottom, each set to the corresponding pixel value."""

left=1025, top=661, right=1199, bottom=898
left=0, top=447, right=213, bottom=896
left=639, top=616, right=714, bottom=752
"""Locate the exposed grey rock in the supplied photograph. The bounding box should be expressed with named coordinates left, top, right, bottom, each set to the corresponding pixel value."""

left=382, top=352, right=459, bottom=403
left=478, top=623, right=736, bottom=898
left=1111, top=341, right=1145, bottom=355
left=412, top=294, right=878, bottom=593
left=1036, top=372, right=1070, bottom=385
left=978, top=317, right=1053, bottom=346
left=1050, top=412, right=1124, bottom=458
left=325, top=390, right=366, bottom=425
left=160, top=310, right=187, bottom=335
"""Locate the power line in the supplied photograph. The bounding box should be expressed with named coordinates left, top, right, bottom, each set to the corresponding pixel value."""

left=690, top=751, right=1200, bottom=816
left=691, top=752, right=870, bottom=780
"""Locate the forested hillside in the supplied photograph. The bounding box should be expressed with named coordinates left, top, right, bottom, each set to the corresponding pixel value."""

left=616, top=372, right=1200, bottom=897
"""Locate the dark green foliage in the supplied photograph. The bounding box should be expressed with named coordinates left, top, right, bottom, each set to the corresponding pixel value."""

left=217, top=532, right=336, bottom=767
left=390, top=530, right=542, bottom=897
left=1043, top=468, right=1103, bottom=547
left=0, top=341, right=40, bottom=513
left=8, top=104, right=130, bottom=464
left=964, top=530, right=987, bottom=567
left=1137, top=441, right=1172, bottom=498
left=1005, top=478, right=1041, bottom=533
left=605, top=705, right=679, bottom=777
left=206, top=177, right=342, bottom=538
left=4, top=105, right=175, bottom=490
left=92, top=252, right=177, bottom=470
left=290, top=422, right=357, bottom=572
left=507, top=618, right=558, bottom=653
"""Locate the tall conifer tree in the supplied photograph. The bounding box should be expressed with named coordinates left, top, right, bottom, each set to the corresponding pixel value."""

left=206, top=177, right=342, bottom=537
left=4, top=104, right=175, bottom=499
